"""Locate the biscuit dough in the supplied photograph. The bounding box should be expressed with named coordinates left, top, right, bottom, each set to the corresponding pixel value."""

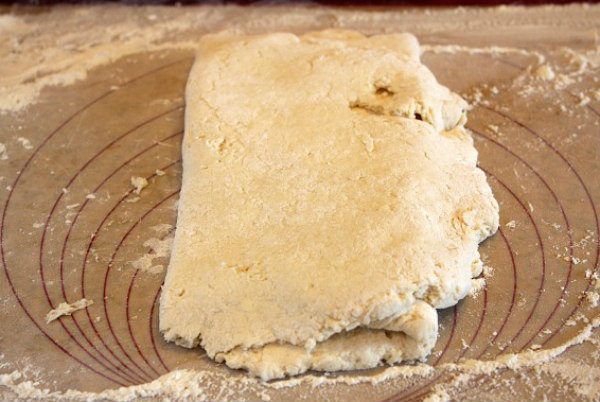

left=159, top=30, right=499, bottom=380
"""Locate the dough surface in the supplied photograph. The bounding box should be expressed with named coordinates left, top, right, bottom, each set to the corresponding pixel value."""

left=159, top=30, right=499, bottom=380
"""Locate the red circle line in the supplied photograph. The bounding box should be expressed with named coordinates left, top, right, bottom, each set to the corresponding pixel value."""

left=480, top=168, right=546, bottom=350
left=477, top=229, right=517, bottom=357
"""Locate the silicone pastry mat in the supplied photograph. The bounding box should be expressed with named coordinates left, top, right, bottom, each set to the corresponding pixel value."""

left=1, top=4, right=599, bottom=401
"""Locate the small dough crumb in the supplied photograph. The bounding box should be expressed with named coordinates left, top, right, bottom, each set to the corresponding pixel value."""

left=0, top=143, right=8, bottom=160
left=533, top=64, right=555, bottom=80
left=487, top=124, right=499, bottom=134
left=17, top=137, right=33, bottom=150
left=469, top=278, right=486, bottom=296
left=131, top=176, right=149, bottom=194
left=587, top=291, right=599, bottom=308
left=423, top=389, right=450, bottom=402
left=45, top=298, right=94, bottom=323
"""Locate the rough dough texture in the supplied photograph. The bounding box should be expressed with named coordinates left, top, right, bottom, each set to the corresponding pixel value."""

left=159, top=30, right=499, bottom=380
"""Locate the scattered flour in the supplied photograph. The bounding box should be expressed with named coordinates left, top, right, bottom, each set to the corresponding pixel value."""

left=533, top=359, right=600, bottom=400
left=424, top=315, right=600, bottom=400
left=487, top=124, right=500, bottom=134
left=2, top=316, right=599, bottom=401
left=482, top=265, right=494, bottom=279
left=151, top=223, right=173, bottom=235
left=0, top=14, right=199, bottom=112
left=421, top=44, right=546, bottom=64
left=0, top=369, right=270, bottom=402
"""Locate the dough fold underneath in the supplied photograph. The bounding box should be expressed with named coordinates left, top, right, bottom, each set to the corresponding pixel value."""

left=160, top=30, right=499, bottom=380
left=217, top=301, right=438, bottom=381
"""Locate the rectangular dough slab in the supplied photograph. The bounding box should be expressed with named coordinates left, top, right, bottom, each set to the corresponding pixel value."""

left=160, top=30, right=499, bottom=380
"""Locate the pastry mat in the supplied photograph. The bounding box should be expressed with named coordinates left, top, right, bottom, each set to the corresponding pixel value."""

left=0, top=4, right=599, bottom=401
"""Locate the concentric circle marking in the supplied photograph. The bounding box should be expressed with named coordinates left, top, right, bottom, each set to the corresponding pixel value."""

left=72, top=133, right=181, bottom=382
left=101, top=184, right=180, bottom=381
left=118, top=191, right=180, bottom=379
left=480, top=106, right=599, bottom=344
left=472, top=127, right=576, bottom=351
left=1, top=56, right=192, bottom=386
left=80, top=150, right=181, bottom=384
left=47, top=108, right=183, bottom=384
